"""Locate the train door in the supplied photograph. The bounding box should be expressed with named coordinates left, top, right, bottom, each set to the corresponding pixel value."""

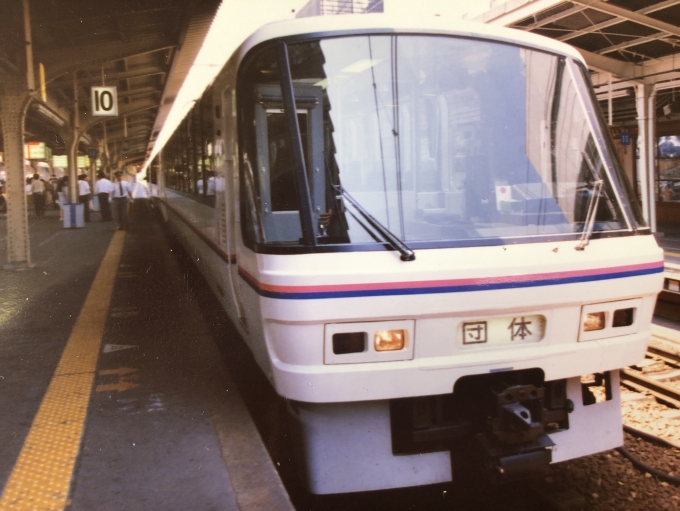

left=217, top=84, right=247, bottom=329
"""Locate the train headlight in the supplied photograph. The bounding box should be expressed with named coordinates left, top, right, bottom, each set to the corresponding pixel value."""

left=324, top=320, right=414, bottom=364
left=579, top=299, right=641, bottom=342
left=583, top=312, right=605, bottom=332
left=374, top=330, right=406, bottom=351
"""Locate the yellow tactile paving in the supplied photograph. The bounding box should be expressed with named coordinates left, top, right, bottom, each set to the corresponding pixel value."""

left=0, top=231, right=125, bottom=511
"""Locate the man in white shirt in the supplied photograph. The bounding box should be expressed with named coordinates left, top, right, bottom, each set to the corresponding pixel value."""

left=131, top=180, right=149, bottom=199
left=111, top=171, right=133, bottom=230
left=77, top=174, right=92, bottom=222
left=30, top=173, right=46, bottom=218
left=94, top=171, right=113, bottom=222
left=197, top=172, right=215, bottom=197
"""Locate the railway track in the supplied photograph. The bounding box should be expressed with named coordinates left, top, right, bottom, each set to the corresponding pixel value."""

left=625, top=264, right=680, bottom=406
left=621, top=340, right=680, bottom=408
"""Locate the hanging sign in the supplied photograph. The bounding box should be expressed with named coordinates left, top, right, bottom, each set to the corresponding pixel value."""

left=91, top=86, right=118, bottom=116
left=52, top=155, right=68, bottom=167
left=620, top=130, right=630, bottom=146
left=24, top=142, right=46, bottom=160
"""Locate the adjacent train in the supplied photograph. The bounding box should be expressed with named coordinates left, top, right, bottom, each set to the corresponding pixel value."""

left=151, top=14, right=664, bottom=494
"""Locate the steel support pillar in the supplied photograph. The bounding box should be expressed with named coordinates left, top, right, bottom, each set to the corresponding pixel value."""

left=89, top=149, right=97, bottom=183
left=67, top=132, right=79, bottom=203
left=100, top=151, right=109, bottom=178
left=158, top=150, right=164, bottom=198
left=647, top=88, right=658, bottom=233
left=0, top=72, right=32, bottom=269
left=636, top=83, right=657, bottom=232
left=69, top=72, right=79, bottom=202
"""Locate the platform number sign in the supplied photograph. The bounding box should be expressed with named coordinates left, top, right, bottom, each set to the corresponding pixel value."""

left=91, top=86, right=118, bottom=117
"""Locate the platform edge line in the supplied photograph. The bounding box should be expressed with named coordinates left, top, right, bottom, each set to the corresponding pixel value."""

left=0, top=231, right=125, bottom=511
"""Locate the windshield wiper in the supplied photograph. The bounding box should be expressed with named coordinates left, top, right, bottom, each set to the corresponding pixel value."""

left=335, top=185, right=415, bottom=261
left=576, top=151, right=603, bottom=251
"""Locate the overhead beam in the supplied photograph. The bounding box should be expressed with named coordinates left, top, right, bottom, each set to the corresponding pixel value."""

left=51, top=65, right=168, bottom=89
left=578, top=48, right=641, bottom=81
left=103, top=124, right=150, bottom=136
left=117, top=104, right=159, bottom=118
left=598, top=33, right=669, bottom=56
left=589, top=52, right=680, bottom=86
left=518, top=4, right=587, bottom=31
left=35, top=7, right=180, bottom=28
left=109, top=133, right=150, bottom=144
left=473, top=0, right=563, bottom=25
left=99, top=116, right=155, bottom=128
left=103, top=129, right=151, bottom=141
left=118, top=87, right=162, bottom=99
left=570, top=0, right=680, bottom=37
left=556, top=0, right=680, bottom=41
left=40, top=34, right=174, bottom=83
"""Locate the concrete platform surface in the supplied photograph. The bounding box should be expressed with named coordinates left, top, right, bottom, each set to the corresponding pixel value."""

left=0, top=204, right=293, bottom=511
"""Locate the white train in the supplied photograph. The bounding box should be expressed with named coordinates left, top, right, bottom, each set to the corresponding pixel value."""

left=152, top=14, right=664, bottom=494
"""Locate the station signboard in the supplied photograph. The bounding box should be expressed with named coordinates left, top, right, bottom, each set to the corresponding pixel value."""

left=77, top=155, right=91, bottom=168
left=91, top=86, right=118, bottom=117
left=52, top=155, right=68, bottom=167
left=24, top=142, right=46, bottom=160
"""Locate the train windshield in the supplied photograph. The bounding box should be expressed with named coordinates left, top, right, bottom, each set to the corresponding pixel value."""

left=239, top=35, right=639, bottom=250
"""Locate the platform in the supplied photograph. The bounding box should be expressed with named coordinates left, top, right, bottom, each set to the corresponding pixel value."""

left=657, top=227, right=680, bottom=267
left=0, top=204, right=293, bottom=511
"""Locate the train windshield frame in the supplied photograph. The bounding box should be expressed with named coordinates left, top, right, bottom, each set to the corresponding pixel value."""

left=237, top=33, right=645, bottom=254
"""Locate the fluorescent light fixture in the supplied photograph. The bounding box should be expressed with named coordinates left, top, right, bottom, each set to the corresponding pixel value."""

left=341, top=59, right=382, bottom=73
left=52, top=155, right=68, bottom=167
left=35, top=104, right=65, bottom=127
left=314, top=78, right=329, bottom=89
left=141, top=0, right=309, bottom=173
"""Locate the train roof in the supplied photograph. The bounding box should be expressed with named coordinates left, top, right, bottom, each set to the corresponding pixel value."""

left=236, top=13, right=585, bottom=66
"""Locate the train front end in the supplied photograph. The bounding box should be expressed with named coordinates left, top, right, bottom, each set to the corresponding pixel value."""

left=234, top=17, right=664, bottom=494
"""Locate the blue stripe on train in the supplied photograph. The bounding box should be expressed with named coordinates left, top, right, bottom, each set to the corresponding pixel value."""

left=239, top=265, right=663, bottom=300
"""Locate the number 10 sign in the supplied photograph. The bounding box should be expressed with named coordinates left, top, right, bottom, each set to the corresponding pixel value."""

left=91, top=86, right=118, bottom=116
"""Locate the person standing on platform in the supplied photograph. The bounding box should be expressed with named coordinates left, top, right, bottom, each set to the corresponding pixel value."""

left=94, top=171, right=113, bottom=221
left=43, top=177, right=56, bottom=209
left=0, top=185, right=7, bottom=215
left=50, top=176, right=59, bottom=208
left=111, top=171, right=133, bottom=230
left=31, top=173, right=46, bottom=219
left=78, top=173, right=91, bottom=222
left=25, top=177, right=33, bottom=214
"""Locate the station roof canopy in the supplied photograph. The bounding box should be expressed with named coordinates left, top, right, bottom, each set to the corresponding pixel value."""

left=0, top=0, right=219, bottom=167
left=477, top=0, right=680, bottom=129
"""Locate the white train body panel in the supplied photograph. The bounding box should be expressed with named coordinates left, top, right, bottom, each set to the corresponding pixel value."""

left=245, top=236, right=661, bottom=403
left=155, top=13, right=664, bottom=494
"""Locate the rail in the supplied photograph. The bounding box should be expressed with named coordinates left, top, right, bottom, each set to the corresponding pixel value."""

left=620, top=342, right=680, bottom=408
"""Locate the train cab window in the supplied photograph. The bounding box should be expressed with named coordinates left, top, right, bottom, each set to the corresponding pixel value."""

left=267, top=110, right=304, bottom=212
left=252, top=84, right=324, bottom=243
left=238, top=35, right=637, bottom=251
